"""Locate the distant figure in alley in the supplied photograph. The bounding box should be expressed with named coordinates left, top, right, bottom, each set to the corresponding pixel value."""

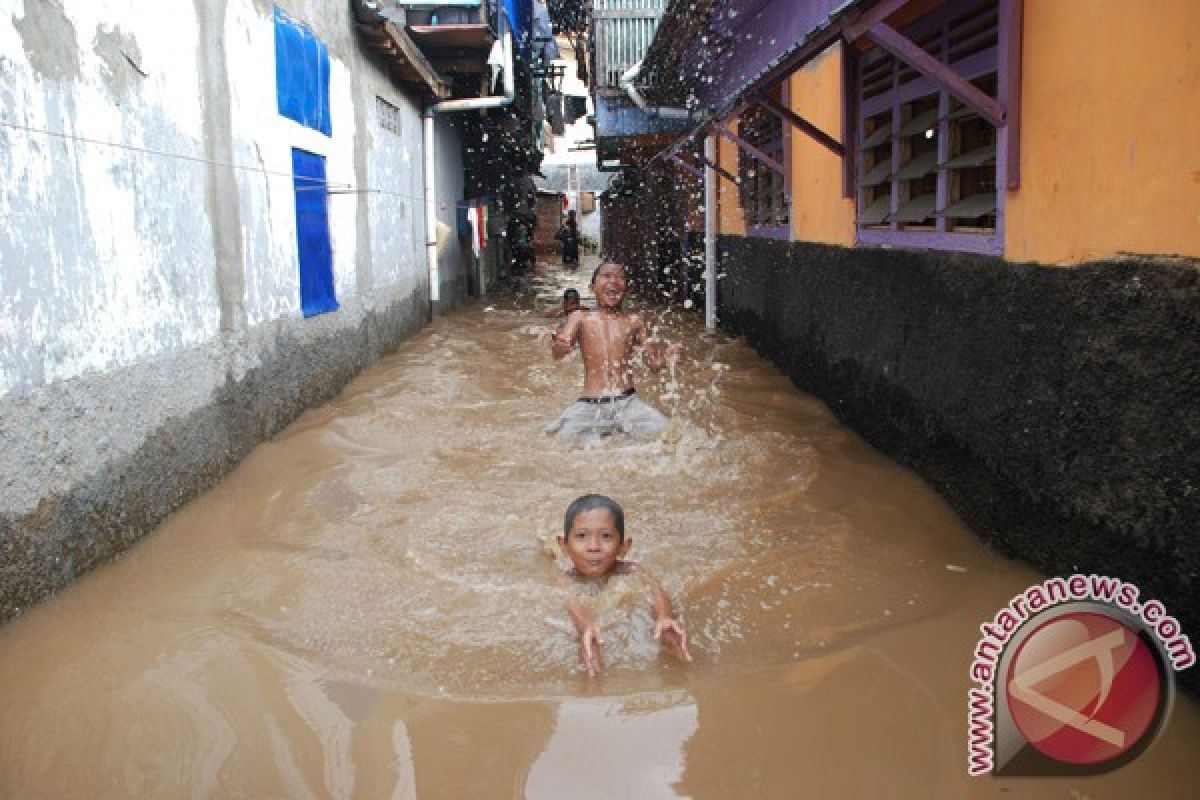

left=544, top=288, right=583, bottom=320
left=556, top=210, right=581, bottom=267
left=545, top=262, right=680, bottom=440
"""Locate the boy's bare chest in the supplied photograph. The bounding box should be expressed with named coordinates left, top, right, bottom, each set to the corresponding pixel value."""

left=578, top=316, right=636, bottom=351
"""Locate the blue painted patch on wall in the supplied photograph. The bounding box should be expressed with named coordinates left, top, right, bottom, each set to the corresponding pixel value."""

left=292, top=148, right=338, bottom=317
left=274, top=6, right=332, bottom=136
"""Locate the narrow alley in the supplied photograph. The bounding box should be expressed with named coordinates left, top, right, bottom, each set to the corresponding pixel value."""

left=3, top=0, right=1198, bottom=797
left=2, top=261, right=1198, bottom=796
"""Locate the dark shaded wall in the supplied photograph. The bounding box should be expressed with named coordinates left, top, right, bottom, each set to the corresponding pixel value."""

left=600, top=166, right=691, bottom=300
left=717, top=236, right=1199, bottom=661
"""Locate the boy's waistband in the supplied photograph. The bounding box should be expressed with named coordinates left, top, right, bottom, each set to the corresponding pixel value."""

left=577, top=388, right=636, bottom=404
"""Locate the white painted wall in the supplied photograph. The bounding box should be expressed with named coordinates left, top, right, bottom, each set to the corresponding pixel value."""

left=434, top=120, right=469, bottom=299
left=578, top=204, right=602, bottom=246
left=0, top=0, right=452, bottom=396
left=0, top=0, right=474, bottom=606
left=0, top=0, right=219, bottom=392
left=223, top=1, right=365, bottom=326
left=366, top=95, right=425, bottom=297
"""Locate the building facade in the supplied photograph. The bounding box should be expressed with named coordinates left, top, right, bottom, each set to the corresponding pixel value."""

left=594, top=0, right=1200, bottom=663
left=0, top=0, right=545, bottom=619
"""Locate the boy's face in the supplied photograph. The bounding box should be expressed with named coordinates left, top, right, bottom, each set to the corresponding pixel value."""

left=592, top=264, right=627, bottom=310
left=558, top=508, right=629, bottom=578
left=564, top=297, right=581, bottom=313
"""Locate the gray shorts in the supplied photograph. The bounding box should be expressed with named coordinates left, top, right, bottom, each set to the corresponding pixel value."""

left=544, top=391, right=670, bottom=440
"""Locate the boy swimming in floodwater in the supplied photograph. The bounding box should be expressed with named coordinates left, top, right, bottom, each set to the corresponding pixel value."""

left=544, top=288, right=582, bottom=319
left=545, top=262, right=681, bottom=439
left=557, top=494, right=691, bottom=677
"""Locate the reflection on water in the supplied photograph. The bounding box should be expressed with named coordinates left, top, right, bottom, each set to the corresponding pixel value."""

left=1, top=262, right=1198, bottom=798
left=526, top=692, right=698, bottom=799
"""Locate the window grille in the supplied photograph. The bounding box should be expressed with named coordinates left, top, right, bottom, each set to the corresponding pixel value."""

left=855, top=0, right=1000, bottom=244
left=376, top=96, right=402, bottom=135
left=738, top=106, right=789, bottom=230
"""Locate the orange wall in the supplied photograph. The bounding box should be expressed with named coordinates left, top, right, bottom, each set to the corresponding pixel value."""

left=787, top=42, right=856, bottom=246
left=713, top=0, right=1200, bottom=264
left=1007, top=0, right=1200, bottom=263
left=717, top=127, right=746, bottom=236
left=714, top=47, right=857, bottom=245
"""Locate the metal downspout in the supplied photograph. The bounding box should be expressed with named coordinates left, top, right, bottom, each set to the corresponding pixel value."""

left=423, top=108, right=439, bottom=305
left=704, top=133, right=718, bottom=332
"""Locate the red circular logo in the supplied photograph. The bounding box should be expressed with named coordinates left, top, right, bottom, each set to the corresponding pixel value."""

left=1005, top=611, right=1163, bottom=766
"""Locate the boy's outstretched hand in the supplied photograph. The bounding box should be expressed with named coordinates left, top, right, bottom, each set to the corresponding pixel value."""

left=579, top=624, right=605, bottom=677
left=654, top=617, right=693, bottom=664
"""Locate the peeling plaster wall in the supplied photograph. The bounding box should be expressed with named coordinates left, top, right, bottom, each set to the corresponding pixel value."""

left=0, top=0, right=459, bottom=618
left=1, top=0, right=218, bottom=392
left=364, top=87, right=423, bottom=298
left=223, top=0, right=364, bottom=326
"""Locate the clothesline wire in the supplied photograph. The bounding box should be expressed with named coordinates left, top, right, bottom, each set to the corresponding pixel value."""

left=0, top=117, right=416, bottom=199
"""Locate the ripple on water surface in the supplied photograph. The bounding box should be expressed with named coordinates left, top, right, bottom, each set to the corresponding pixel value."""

left=188, top=291, right=987, bottom=699
left=4, top=280, right=1200, bottom=798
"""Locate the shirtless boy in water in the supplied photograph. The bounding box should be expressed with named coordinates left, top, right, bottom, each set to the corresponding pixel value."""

left=545, top=262, right=681, bottom=439
left=558, top=494, right=691, bottom=677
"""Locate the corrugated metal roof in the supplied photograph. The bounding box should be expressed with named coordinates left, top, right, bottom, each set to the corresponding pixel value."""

left=639, top=0, right=867, bottom=108
left=592, top=0, right=670, bottom=89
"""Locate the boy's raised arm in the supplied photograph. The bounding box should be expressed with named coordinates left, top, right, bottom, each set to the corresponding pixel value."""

left=551, top=310, right=582, bottom=361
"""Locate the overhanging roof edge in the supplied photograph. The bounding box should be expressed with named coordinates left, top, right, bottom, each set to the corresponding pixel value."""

left=619, top=0, right=943, bottom=170
left=643, top=17, right=851, bottom=169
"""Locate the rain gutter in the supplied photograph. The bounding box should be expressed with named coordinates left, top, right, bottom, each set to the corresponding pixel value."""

left=619, top=61, right=694, bottom=120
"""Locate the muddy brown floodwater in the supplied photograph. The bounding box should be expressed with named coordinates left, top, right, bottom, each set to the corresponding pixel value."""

left=2, top=264, right=1198, bottom=799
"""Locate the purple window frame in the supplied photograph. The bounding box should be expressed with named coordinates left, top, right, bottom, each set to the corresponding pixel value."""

left=854, top=0, right=1014, bottom=255
left=742, top=83, right=792, bottom=240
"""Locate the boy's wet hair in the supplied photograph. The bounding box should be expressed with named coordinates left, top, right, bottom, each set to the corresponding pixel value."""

left=591, top=261, right=625, bottom=284
left=563, top=288, right=581, bottom=303
left=563, top=494, right=625, bottom=541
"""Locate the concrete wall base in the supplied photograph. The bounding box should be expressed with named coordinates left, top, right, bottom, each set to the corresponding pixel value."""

left=0, top=287, right=428, bottom=621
